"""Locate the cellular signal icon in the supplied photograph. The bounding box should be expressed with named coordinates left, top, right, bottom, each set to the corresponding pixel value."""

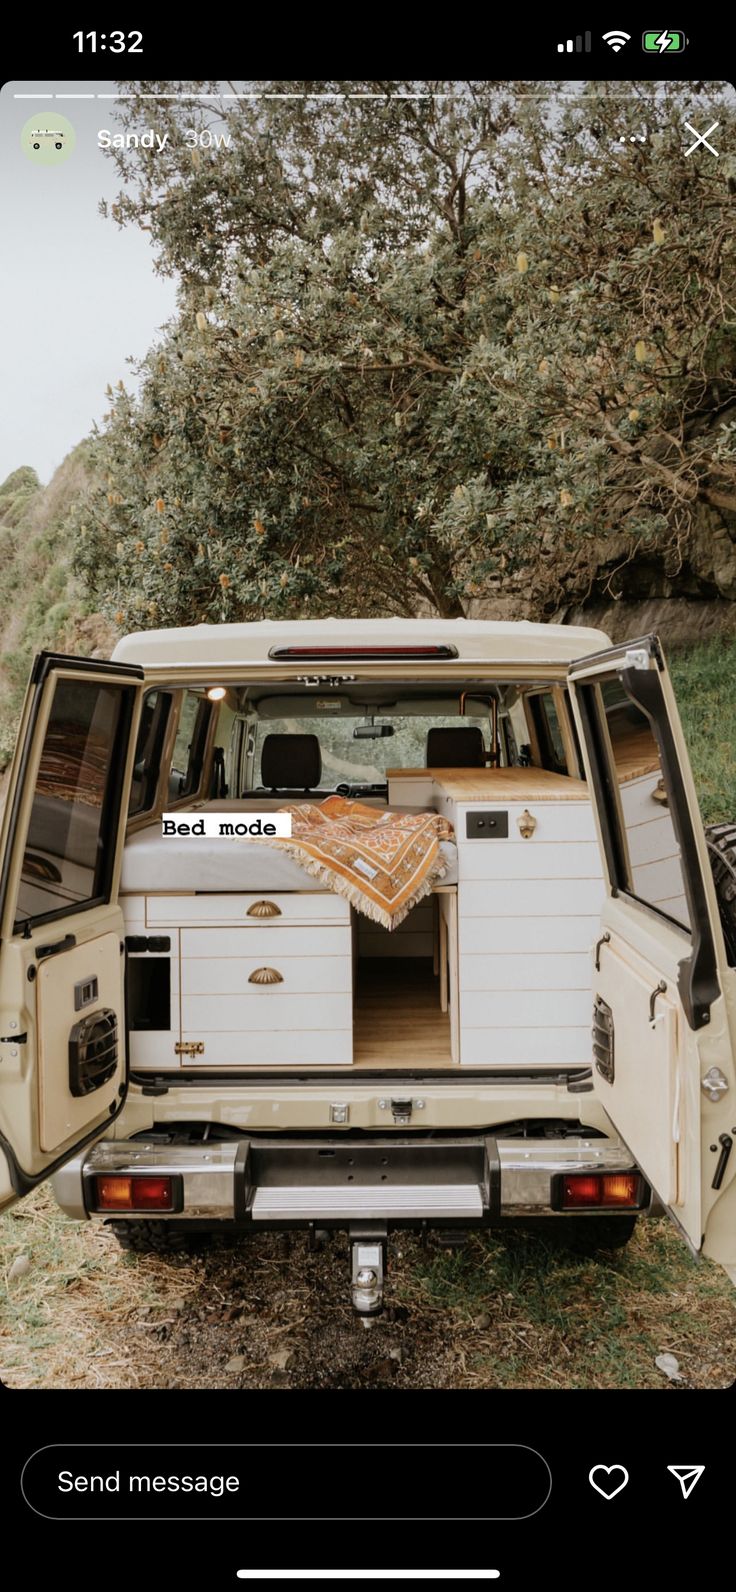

left=557, top=31, right=592, bottom=52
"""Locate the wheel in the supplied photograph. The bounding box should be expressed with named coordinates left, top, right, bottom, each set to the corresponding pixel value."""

left=705, top=822, right=736, bottom=964
left=107, top=1220, right=207, bottom=1255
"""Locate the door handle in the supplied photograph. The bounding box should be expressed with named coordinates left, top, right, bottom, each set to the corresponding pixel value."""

left=649, top=979, right=667, bottom=1023
left=712, top=1133, right=733, bottom=1191
left=35, top=932, right=76, bottom=962
left=594, top=932, right=610, bottom=972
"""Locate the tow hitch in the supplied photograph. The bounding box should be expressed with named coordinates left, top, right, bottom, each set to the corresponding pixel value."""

left=350, top=1224, right=387, bottom=1317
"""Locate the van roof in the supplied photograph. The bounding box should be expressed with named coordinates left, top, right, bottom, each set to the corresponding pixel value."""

left=112, top=618, right=611, bottom=670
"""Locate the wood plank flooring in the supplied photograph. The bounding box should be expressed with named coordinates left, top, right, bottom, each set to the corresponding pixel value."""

left=353, top=958, right=453, bottom=1068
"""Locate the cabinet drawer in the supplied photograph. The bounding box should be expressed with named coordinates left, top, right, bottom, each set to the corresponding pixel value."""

left=181, top=991, right=353, bottom=1033
left=146, top=892, right=349, bottom=927
left=180, top=925, right=351, bottom=959
left=181, top=954, right=352, bottom=996
left=459, top=841, right=602, bottom=882
left=460, top=1026, right=591, bottom=1067
left=459, top=801, right=597, bottom=844
left=180, top=1028, right=352, bottom=1067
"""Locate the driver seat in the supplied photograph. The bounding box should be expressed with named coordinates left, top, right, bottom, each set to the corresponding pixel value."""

left=258, top=733, right=324, bottom=796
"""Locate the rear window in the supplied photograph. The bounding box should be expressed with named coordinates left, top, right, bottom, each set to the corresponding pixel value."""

left=15, top=677, right=134, bottom=931
left=129, top=689, right=172, bottom=816
left=168, top=692, right=211, bottom=802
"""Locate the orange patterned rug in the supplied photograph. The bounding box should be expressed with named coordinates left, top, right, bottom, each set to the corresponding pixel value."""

left=268, top=795, right=454, bottom=929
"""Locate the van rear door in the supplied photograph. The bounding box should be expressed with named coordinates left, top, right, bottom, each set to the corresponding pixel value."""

left=568, top=635, right=736, bottom=1281
left=0, top=653, right=143, bottom=1210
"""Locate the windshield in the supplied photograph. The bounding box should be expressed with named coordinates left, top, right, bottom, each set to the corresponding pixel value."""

left=252, top=715, right=489, bottom=787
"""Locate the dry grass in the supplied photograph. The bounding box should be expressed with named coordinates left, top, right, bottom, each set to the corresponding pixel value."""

left=2, top=1189, right=734, bottom=1390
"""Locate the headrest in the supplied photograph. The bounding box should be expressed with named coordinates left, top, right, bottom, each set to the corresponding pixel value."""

left=426, top=725, right=486, bottom=768
left=261, top=733, right=322, bottom=790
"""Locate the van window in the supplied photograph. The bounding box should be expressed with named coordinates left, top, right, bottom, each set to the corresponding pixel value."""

left=168, top=691, right=210, bottom=802
left=15, top=678, right=134, bottom=931
left=129, top=689, right=172, bottom=816
left=528, top=692, right=567, bottom=774
left=599, top=679, right=691, bottom=931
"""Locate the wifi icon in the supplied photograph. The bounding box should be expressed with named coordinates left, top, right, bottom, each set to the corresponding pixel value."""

left=603, top=30, right=632, bottom=51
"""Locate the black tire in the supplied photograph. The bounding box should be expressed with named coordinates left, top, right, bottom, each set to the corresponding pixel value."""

left=107, top=1220, right=206, bottom=1255
left=705, top=822, right=736, bottom=965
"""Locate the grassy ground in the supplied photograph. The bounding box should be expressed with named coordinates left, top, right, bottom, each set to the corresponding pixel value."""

left=1, top=1189, right=733, bottom=1390
left=1, top=632, right=735, bottom=1390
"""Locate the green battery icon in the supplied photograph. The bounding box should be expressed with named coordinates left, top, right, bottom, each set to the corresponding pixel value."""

left=642, top=30, right=687, bottom=52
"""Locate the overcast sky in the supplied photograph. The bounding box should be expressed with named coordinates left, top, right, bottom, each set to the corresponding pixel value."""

left=0, top=81, right=178, bottom=485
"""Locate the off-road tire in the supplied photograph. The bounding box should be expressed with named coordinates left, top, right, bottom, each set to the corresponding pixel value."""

left=705, top=822, right=736, bottom=965
left=107, top=1220, right=206, bottom=1255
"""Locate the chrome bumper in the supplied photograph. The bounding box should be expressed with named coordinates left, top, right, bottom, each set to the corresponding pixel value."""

left=52, top=1134, right=643, bottom=1225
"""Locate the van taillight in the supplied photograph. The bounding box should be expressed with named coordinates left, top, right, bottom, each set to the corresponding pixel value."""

left=93, top=1174, right=175, bottom=1212
left=559, top=1172, right=644, bottom=1209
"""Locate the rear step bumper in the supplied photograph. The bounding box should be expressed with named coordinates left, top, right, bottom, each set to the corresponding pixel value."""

left=52, top=1134, right=645, bottom=1227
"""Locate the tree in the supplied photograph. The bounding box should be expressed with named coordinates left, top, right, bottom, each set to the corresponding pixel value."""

left=72, top=80, right=736, bottom=628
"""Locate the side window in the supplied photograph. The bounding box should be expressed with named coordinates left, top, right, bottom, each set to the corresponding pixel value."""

left=528, top=692, right=567, bottom=774
left=129, top=689, right=172, bottom=816
left=15, top=678, right=134, bottom=931
left=598, top=679, right=691, bottom=931
left=167, top=691, right=211, bottom=802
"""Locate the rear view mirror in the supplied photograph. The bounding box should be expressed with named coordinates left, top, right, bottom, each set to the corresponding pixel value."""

left=353, top=723, right=395, bottom=739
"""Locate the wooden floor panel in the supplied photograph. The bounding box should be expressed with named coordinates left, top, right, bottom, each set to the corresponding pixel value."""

left=353, top=959, right=453, bottom=1068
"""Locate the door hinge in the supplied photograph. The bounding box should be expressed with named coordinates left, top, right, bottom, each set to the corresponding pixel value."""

left=175, top=1041, right=205, bottom=1057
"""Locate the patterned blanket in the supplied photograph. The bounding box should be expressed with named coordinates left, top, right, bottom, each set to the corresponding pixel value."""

left=269, top=795, right=454, bottom=930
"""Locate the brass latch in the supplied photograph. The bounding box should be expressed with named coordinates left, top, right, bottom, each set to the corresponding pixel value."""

left=175, top=1041, right=205, bottom=1057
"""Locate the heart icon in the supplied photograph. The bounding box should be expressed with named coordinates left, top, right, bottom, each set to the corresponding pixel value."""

left=589, top=1464, right=629, bottom=1500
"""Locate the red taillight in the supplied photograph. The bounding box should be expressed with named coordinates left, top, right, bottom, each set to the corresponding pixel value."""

left=560, top=1172, right=642, bottom=1209
left=93, top=1174, right=175, bottom=1212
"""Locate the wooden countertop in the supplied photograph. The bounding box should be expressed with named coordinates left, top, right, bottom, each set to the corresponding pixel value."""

left=387, top=767, right=589, bottom=801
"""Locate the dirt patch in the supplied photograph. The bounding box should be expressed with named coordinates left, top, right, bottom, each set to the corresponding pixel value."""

left=2, top=1191, right=735, bottom=1391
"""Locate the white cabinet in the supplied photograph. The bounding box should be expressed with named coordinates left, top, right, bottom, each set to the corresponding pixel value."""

left=418, top=771, right=603, bottom=1070
left=123, top=893, right=353, bottom=1069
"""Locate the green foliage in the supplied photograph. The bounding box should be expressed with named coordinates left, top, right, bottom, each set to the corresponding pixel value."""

left=0, top=452, right=113, bottom=768
left=669, top=635, right=736, bottom=823
left=70, top=80, right=736, bottom=628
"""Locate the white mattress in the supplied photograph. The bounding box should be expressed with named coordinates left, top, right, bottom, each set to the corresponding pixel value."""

left=121, top=818, right=458, bottom=894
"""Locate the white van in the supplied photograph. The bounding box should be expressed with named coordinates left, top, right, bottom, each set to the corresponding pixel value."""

left=1, top=619, right=734, bottom=1311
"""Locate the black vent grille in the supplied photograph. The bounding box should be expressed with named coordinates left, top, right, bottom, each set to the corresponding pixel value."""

left=68, top=1008, right=118, bottom=1098
left=592, top=995, right=615, bottom=1085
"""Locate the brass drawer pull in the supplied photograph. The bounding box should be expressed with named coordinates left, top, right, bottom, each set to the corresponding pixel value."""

left=246, top=899, right=281, bottom=918
left=248, top=966, right=284, bottom=986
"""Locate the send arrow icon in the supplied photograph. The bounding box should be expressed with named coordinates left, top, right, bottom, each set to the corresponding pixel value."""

left=667, top=1465, right=705, bottom=1499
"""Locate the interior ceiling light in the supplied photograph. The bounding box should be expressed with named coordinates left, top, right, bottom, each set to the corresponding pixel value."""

left=207, top=686, right=226, bottom=701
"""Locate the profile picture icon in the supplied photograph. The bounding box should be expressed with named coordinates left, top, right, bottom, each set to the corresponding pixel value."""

left=22, top=111, right=76, bottom=165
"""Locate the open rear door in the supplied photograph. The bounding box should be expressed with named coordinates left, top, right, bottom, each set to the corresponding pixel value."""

left=0, top=653, right=143, bottom=1211
left=568, top=635, right=736, bottom=1281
